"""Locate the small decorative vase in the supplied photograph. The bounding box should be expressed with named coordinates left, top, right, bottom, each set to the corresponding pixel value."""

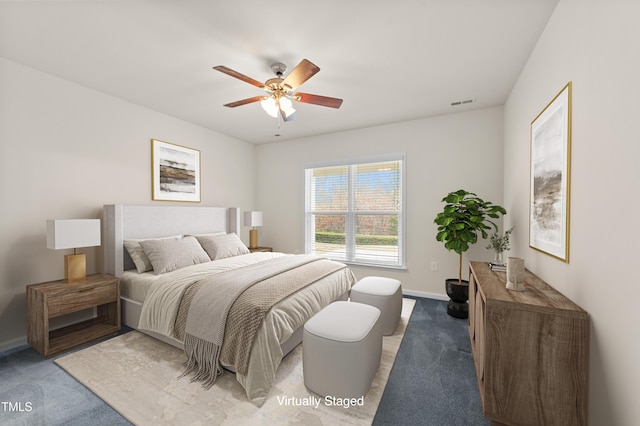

left=506, top=257, right=525, bottom=291
left=492, top=251, right=504, bottom=265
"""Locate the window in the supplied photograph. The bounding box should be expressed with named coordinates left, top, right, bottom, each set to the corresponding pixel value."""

left=304, top=154, right=405, bottom=268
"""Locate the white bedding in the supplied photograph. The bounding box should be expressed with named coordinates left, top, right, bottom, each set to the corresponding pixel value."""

left=120, top=270, right=157, bottom=302
left=120, top=251, right=283, bottom=303
left=131, top=252, right=355, bottom=406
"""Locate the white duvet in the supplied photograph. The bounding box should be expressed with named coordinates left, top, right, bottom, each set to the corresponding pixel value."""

left=136, top=252, right=355, bottom=406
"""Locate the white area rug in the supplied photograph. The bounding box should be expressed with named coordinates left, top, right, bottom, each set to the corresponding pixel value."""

left=56, top=298, right=415, bottom=425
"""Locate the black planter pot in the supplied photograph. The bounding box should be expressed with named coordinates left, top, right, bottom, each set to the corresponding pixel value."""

left=445, top=278, right=469, bottom=319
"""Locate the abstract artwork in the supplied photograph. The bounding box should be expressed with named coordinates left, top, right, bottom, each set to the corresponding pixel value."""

left=529, top=82, right=571, bottom=262
left=152, top=139, right=200, bottom=202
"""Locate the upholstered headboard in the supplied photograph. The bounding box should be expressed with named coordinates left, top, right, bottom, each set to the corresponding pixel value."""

left=103, top=204, right=241, bottom=277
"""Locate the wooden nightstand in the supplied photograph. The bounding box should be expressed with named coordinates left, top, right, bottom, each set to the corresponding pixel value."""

left=248, top=246, right=272, bottom=253
left=27, top=274, right=120, bottom=357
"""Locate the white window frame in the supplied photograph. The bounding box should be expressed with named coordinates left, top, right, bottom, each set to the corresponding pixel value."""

left=304, top=153, right=406, bottom=269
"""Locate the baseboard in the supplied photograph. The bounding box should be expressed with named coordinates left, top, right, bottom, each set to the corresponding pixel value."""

left=0, top=336, right=28, bottom=355
left=402, top=289, right=449, bottom=301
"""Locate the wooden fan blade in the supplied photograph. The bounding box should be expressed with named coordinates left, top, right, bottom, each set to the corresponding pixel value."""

left=281, top=59, right=320, bottom=91
left=294, top=92, right=343, bottom=109
left=223, top=96, right=265, bottom=108
left=213, top=66, right=265, bottom=89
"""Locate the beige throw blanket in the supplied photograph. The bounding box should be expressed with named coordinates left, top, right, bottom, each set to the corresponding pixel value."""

left=181, top=255, right=345, bottom=388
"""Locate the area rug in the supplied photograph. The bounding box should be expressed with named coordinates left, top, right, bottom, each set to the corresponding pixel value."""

left=55, top=298, right=415, bottom=426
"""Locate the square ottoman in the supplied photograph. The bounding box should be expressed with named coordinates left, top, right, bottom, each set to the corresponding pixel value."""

left=303, top=301, right=382, bottom=399
left=350, top=276, right=402, bottom=335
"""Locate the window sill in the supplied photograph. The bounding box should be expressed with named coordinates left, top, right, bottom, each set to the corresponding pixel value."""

left=341, top=260, right=407, bottom=271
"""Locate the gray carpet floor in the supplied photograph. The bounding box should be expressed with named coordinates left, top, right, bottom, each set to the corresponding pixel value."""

left=0, top=297, right=488, bottom=426
left=372, top=297, right=488, bottom=425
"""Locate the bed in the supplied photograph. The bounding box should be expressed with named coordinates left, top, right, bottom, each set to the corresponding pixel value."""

left=102, top=204, right=354, bottom=406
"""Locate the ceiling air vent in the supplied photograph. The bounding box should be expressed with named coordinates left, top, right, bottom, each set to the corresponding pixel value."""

left=451, top=99, right=475, bottom=106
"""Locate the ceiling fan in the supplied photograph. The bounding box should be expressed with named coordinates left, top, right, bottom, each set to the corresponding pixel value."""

left=213, top=59, right=343, bottom=122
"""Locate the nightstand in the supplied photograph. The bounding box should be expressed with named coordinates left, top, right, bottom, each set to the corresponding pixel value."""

left=27, top=274, right=120, bottom=357
left=248, top=246, right=273, bottom=253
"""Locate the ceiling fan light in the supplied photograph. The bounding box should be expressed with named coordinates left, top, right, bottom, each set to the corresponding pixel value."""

left=260, top=97, right=279, bottom=118
left=279, top=97, right=293, bottom=110
left=278, top=97, right=295, bottom=118
left=283, top=106, right=296, bottom=118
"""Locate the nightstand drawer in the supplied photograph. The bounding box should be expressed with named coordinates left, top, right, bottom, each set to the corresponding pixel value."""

left=48, top=283, right=117, bottom=317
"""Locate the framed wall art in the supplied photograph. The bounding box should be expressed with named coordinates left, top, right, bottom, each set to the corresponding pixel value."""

left=529, top=82, right=572, bottom=262
left=152, top=139, right=201, bottom=202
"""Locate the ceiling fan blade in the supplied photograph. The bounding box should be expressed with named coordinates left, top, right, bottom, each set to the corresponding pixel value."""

left=213, top=66, right=265, bottom=89
left=223, top=96, right=265, bottom=108
left=281, top=59, right=320, bottom=91
left=294, top=92, right=343, bottom=109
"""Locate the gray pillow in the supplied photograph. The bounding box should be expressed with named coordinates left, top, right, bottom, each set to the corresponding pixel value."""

left=194, top=232, right=249, bottom=260
left=139, top=236, right=211, bottom=274
left=123, top=235, right=182, bottom=273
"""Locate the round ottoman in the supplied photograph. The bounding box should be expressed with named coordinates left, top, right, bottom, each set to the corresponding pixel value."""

left=303, top=301, right=382, bottom=399
left=350, top=276, right=402, bottom=335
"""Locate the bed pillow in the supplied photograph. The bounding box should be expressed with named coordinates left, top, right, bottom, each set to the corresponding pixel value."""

left=123, top=235, right=182, bottom=273
left=194, top=232, right=250, bottom=260
left=139, top=236, right=211, bottom=275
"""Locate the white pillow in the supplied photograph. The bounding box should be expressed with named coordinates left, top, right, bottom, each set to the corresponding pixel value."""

left=190, top=232, right=227, bottom=239
left=123, top=235, right=182, bottom=273
left=194, top=233, right=249, bottom=260
left=139, top=236, right=211, bottom=275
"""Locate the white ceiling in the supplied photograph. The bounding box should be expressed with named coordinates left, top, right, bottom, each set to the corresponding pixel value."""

left=0, top=0, right=558, bottom=144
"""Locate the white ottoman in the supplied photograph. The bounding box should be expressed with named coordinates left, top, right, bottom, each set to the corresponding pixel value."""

left=303, top=301, right=382, bottom=399
left=350, top=276, right=402, bottom=335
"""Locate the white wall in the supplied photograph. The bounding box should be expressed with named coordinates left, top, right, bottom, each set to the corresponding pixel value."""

left=256, top=107, right=504, bottom=298
left=0, top=58, right=256, bottom=350
left=503, top=0, right=640, bottom=424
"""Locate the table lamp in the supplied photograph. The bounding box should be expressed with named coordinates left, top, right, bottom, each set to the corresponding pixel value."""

left=47, top=219, right=101, bottom=283
left=244, top=211, right=263, bottom=249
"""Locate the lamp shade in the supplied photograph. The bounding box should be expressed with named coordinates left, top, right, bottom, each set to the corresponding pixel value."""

left=260, top=98, right=279, bottom=118
left=47, top=219, right=101, bottom=250
left=244, top=211, right=263, bottom=228
left=260, top=97, right=296, bottom=119
left=279, top=97, right=296, bottom=117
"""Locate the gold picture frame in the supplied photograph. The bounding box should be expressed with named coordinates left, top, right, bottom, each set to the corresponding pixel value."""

left=529, top=82, right=571, bottom=262
left=151, top=139, right=201, bottom=202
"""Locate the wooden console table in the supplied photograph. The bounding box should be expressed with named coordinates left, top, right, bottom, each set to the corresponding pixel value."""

left=468, top=261, right=589, bottom=425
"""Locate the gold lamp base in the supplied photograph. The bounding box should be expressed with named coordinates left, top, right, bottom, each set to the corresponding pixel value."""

left=64, top=253, right=86, bottom=283
left=249, top=229, right=259, bottom=249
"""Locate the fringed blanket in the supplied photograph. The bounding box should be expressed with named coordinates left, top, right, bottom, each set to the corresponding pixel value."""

left=176, top=255, right=346, bottom=388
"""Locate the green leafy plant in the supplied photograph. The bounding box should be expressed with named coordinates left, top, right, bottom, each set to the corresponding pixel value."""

left=486, top=226, right=514, bottom=253
left=434, top=189, right=506, bottom=283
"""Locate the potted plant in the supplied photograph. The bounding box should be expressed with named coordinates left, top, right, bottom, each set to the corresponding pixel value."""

left=486, top=226, right=514, bottom=266
left=434, top=189, right=506, bottom=318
